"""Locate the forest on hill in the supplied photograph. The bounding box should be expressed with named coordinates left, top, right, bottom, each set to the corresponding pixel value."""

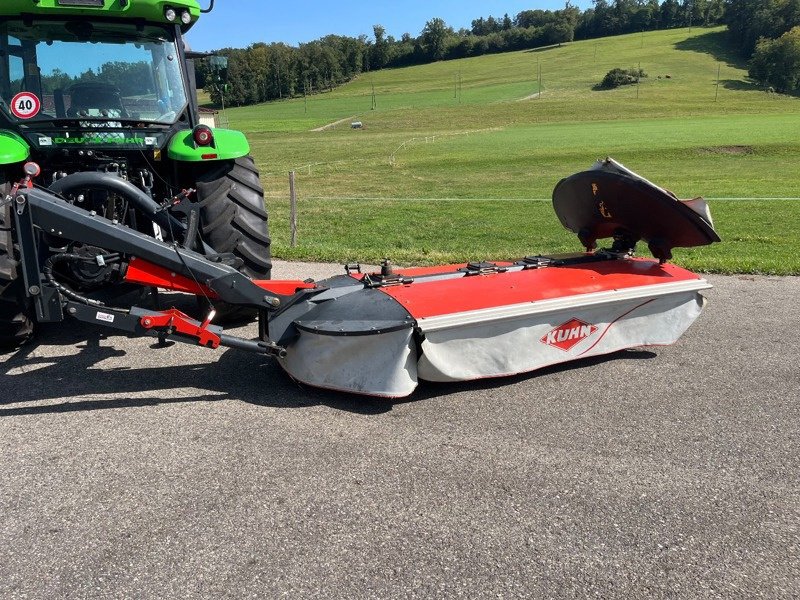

left=197, top=1, right=800, bottom=107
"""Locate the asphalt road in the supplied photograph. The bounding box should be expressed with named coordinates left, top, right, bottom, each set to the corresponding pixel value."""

left=1, top=263, right=798, bottom=599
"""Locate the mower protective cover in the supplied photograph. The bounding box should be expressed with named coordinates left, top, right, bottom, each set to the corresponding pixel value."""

left=269, top=159, right=720, bottom=397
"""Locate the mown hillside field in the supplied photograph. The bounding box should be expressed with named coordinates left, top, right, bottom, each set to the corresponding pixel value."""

left=214, top=26, right=800, bottom=274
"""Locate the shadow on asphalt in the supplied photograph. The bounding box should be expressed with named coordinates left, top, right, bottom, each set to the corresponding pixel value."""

left=0, top=319, right=657, bottom=417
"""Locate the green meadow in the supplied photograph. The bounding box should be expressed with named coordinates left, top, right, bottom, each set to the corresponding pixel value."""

left=216, top=26, right=800, bottom=274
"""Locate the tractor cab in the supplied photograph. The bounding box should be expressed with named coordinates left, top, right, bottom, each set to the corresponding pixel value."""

left=0, top=17, right=192, bottom=129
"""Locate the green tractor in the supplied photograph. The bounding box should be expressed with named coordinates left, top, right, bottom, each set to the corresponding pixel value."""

left=0, top=0, right=270, bottom=346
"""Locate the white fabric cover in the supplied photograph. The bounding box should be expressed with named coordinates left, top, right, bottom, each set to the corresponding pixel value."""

left=279, top=286, right=708, bottom=396
left=417, top=291, right=705, bottom=382
left=280, top=327, right=418, bottom=397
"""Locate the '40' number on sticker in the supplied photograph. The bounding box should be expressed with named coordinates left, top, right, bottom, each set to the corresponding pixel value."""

left=10, top=92, right=41, bottom=119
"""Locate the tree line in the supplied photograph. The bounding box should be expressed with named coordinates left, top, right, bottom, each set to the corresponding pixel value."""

left=197, top=0, right=798, bottom=108
left=725, top=0, right=800, bottom=93
left=40, top=62, right=154, bottom=97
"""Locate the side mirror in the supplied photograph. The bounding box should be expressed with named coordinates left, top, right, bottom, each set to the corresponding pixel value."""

left=208, top=55, right=228, bottom=84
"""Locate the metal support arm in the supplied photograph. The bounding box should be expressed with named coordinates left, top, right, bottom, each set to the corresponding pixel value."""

left=19, top=186, right=283, bottom=309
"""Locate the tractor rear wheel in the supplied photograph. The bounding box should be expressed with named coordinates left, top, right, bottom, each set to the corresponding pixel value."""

left=195, top=156, right=271, bottom=322
left=0, top=174, right=34, bottom=349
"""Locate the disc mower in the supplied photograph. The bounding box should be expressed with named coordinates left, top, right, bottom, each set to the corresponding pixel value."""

left=0, top=2, right=721, bottom=398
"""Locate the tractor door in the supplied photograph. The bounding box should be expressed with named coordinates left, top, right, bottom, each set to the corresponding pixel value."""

left=0, top=32, right=40, bottom=107
left=0, top=24, right=45, bottom=122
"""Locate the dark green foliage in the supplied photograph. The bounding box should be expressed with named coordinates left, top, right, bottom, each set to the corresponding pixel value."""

left=575, top=0, right=724, bottom=39
left=420, top=18, right=452, bottom=61
left=39, top=61, right=153, bottom=96
left=749, top=26, right=800, bottom=92
left=599, top=67, right=648, bottom=89
left=722, top=0, right=800, bottom=95
left=724, top=0, right=800, bottom=56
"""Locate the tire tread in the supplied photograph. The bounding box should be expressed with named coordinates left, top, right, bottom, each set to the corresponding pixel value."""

left=196, top=156, right=271, bottom=280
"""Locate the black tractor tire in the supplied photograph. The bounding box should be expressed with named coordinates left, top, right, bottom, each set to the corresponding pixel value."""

left=0, top=175, right=34, bottom=350
left=195, top=156, right=271, bottom=322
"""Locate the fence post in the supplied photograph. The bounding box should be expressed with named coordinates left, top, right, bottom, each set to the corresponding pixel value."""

left=289, top=170, right=297, bottom=248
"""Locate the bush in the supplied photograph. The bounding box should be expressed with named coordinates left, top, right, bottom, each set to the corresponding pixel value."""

left=749, top=27, right=800, bottom=94
left=599, top=67, right=647, bottom=89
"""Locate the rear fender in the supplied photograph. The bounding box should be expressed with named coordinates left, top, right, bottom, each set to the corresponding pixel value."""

left=167, top=128, right=250, bottom=163
left=0, top=130, right=30, bottom=166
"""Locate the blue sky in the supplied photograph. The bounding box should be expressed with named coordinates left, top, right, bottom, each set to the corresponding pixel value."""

left=187, top=1, right=593, bottom=51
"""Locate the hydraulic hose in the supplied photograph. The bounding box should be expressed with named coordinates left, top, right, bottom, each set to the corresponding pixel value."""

left=43, top=253, right=128, bottom=311
left=49, top=172, right=187, bottom=236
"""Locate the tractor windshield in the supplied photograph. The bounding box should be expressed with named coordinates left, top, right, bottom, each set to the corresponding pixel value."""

left=0, top=19, right=188, bottom=126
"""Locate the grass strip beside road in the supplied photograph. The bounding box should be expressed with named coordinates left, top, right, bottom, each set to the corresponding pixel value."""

left=267, top=197, right=800, bottom=276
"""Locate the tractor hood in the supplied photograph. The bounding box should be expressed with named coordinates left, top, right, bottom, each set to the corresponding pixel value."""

left=552, top=158, right=720, bottom=261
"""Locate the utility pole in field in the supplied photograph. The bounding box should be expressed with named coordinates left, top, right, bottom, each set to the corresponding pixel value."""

left=636, top=62, right=641, bottom=99
left=538, top=60, right=542, bottom=99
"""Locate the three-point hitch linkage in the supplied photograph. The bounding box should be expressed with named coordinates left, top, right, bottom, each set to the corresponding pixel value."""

left=8, top=162, right=319, bottom=357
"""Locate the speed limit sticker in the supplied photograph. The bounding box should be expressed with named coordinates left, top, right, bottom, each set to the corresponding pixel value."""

left=10, top=92, right=41, bottom=119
